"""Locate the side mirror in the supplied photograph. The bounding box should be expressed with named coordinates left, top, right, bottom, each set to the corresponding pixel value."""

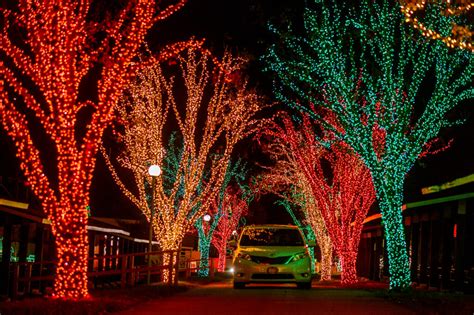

left=307, top=239, right=316, bottom=247
left=228, top=240, right=237, bottom=249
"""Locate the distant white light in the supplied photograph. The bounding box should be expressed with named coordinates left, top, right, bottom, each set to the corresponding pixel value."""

left=148, top=164, right=162, bottom=177
left=203, top=214, right=212, bottom=222
left=229, top=268, right=234, bottom=274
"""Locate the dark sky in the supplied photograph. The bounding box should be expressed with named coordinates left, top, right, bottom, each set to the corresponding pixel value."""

left=93, top=0, right=307, bottom=223
left=92, top=0, right=474, bottom=222
left=1, top=0, right=473, bottom=225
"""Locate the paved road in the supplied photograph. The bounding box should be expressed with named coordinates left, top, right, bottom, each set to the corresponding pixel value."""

left=117, top=281, right=420, bottom=315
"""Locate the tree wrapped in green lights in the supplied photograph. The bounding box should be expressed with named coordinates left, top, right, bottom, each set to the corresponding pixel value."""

left=265, top=0, right=473, bottom=289
left=194, top=161, right=247, bottom=277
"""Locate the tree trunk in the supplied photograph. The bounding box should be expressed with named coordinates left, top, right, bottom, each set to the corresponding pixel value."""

left=217, top=244, right=227, bottom=272
left=198, top=237, right=211, bottom=277
left=50, top=206, right=89, bottom=299
left=320, top=241, right=332, bottom=281
left=161, top=249, right=179, bottom=284
left=374, top=171, right=411, bottom=290
left=340, top=250, right=358, bottom=285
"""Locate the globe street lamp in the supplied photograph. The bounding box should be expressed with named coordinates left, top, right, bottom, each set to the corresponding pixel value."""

left=203, top=214, right=212, bottom=222
left=147, top=164, right=161, bottom=285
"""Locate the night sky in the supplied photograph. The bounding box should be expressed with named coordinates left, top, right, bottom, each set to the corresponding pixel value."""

left=1, top=0, right=473, bottom=225
left=94, top=0, right=474, bottom=223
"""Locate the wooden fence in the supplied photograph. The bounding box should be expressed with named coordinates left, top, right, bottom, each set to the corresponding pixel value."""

left=8, top=250, right=217, bottom=299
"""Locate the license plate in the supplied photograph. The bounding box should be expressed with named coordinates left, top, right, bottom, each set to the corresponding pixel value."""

left=267, top=267, right=278, bottom=274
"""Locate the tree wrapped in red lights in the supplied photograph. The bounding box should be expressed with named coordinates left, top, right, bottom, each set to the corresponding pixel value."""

left=0, top=0, right=187, bottom=299
left=255, top=119, right=333, bottom=281
left=211, top=185, right=249, bottom=272
left=102, top=48, right=262, bottom=282
left=259, top=112, right=376, bottom=284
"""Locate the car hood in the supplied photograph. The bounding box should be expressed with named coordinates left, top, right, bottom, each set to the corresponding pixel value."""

left=238, top=246, right=306, bottom=257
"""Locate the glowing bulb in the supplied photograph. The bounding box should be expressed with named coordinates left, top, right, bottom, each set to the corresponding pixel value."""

left=148, top=164, right=162, bottom=177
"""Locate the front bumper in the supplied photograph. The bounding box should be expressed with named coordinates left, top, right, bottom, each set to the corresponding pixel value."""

left=232, top=257, right=312, bottom=283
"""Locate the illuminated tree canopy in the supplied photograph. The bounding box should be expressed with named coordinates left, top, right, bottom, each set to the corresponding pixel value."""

left=256, top=116, right=333, bottom=281
left=0, top=0, right=186, bottom=299
left=102, top=48, right=263, bottom=281
left=258, top=112, right=375, bottom=284
left=264, top=0, right=473, bottom=289
left=400, top=0, right=473, bottom=52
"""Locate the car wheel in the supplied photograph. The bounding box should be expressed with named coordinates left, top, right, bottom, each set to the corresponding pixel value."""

left=296, top=282, right=312, bottom=289
left=233, top=282, right=246, bottom=289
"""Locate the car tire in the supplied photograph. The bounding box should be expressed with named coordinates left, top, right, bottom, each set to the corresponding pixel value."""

left=233, top=282, right=246, bottom=289
left=296, top=282, right=312, bottom=290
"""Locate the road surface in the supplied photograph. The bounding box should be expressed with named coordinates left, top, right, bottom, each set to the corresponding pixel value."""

left=117, top=280, right=424, bottom=315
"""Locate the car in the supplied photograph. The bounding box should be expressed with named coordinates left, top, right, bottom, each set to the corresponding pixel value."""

left=231, top=224, right=314, bottom=289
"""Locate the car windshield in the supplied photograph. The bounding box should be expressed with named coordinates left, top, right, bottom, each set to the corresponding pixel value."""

left=239, top=228, right=304, bottom=246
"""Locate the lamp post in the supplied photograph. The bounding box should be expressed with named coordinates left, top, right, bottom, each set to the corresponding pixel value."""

left=147, top=164, right=161, bottom=285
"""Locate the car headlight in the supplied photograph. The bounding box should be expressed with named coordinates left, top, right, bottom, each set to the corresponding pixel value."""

left=288, top=252, right=309, bottom=263
left=237, top=252, right=252, bottom=261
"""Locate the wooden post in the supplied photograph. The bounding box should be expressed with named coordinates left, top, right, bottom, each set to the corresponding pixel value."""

left=120, top=255, right=128, bottom=289
left=105, top=236, right=112, bottom=270
left=185, top=260, right=191, bottom=279
left=25, top=263, right=32, bottom=295
left=174, top=251, right=179, bottom=286
left=18, top=224, right=29, bottom=263
left=426, top=220, right=433, bottom=287
left=210, top=258, right=215, bottom=278
left=98, top=237, right=104, bottom=272
left=112, top=237, right=118, bottom=270
left=35, top=224, right=45, bottom=293
left=129, top=255, right=135, bottom=286
left=12, top=263, right=19, bottom=299
left=455, top=200, right=466, bottom=291
left=0, top=222, right=12, bottom=296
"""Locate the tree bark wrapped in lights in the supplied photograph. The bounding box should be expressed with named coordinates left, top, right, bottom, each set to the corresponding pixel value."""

left=256, top=118, right=333, bottom=281
left=0, top=0, right=187, bottom=299
left=195, top=161, right=247, bottom=277
left=264, top=0, right=473, bottom=289
left=211, top=185, right=249, bottom=272
left=258, top=112, right=376, bottom=284
left=102, top=48, right=262, bottom=282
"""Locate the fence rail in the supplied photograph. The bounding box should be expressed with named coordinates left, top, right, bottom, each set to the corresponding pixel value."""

left=8, top=250, right=217, bottom=299
left=10, top=251, right=179, bottom=298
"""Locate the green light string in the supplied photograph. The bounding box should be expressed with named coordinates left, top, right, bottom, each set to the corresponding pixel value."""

left=263, top=0, right=473, bottom=290
left=195, top=160, right=247, bottom=277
